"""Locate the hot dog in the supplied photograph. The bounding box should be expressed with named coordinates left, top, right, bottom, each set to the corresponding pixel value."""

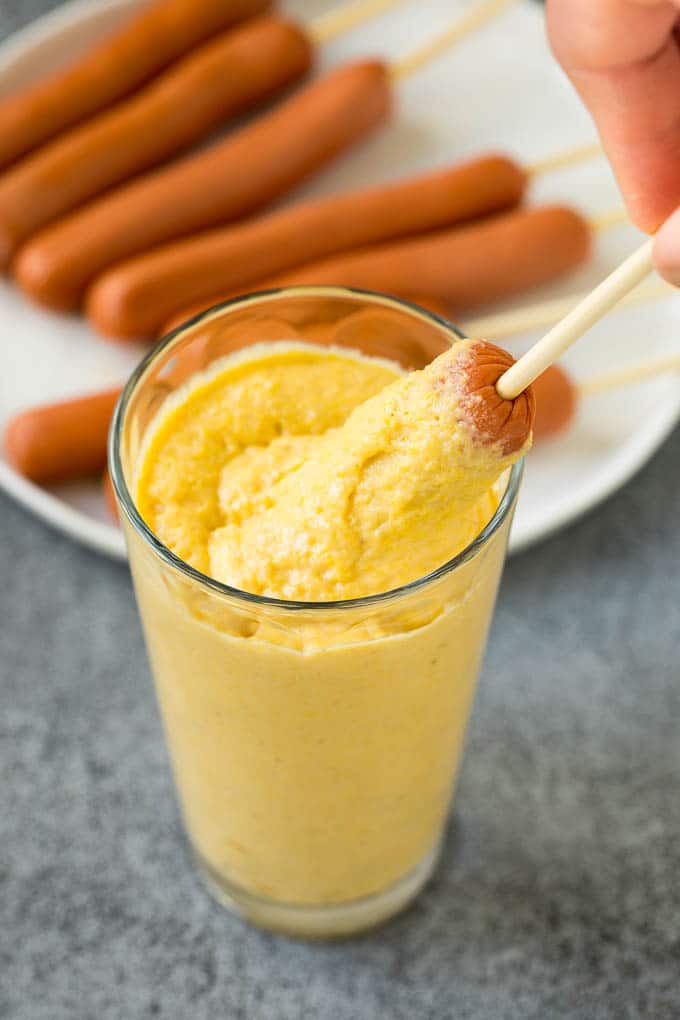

left=458, top=340, right=535, bottom=455
left=163, top=205, right=591, bottom=331
left=5, top=387, right=122, bottom=483
left=0, top=17, right=312, bottom=267
left=256, top=205, right=592, bottom=307
left=86, top=154, right=526, bottom=339
left=530, top=363, right=578, bottom=441
left=14, top=60, right=392, bottom=311
left=0, top=0, right=271, bottom=170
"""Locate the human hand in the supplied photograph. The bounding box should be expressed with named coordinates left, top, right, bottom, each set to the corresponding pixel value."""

left=546, top=0, right=680, bottom=283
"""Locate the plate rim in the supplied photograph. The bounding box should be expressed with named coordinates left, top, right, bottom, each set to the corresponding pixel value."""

left=0, top=459, right=126, bottom=557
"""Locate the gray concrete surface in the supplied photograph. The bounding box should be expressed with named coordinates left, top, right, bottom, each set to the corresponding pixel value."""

left=1, top=2, right=680, bottom=1017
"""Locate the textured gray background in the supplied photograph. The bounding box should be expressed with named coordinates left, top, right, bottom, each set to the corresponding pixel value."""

left=2, top=2, right=680, bottom=1018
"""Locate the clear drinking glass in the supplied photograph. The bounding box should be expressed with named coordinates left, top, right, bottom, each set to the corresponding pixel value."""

left=109, top=287, right=522, bottom=938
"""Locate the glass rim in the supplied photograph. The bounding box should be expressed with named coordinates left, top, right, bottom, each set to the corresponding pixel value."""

left=109, top=285, right=523, bottom=613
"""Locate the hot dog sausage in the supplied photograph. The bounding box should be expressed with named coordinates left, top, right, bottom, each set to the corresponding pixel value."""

left=0, top=17, right=312, bottom=267
left=458, top=339, right=535, bottom=455
left=0, top=0, right=271, bottom=170
left=256, top=205, right=592, bottom=307
left=162, top=205, right=591, bottom=331
left=530, top=363, right=578, bottom=440
left=5, top=387, right=122, bottom=483
left=87, top=154, right=526, bottom=339
left=14, top=60, right=392, bottom=311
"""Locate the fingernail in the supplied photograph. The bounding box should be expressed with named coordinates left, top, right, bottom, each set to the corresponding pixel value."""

left=653, top=206, right=680, bottom=286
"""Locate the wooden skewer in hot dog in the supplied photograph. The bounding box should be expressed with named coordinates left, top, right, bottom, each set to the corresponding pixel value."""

left=87, top=154, right=528, bottom=339
left=0, top=0, right=272, bottom=171
left=13, top=0, right=521, bottom=313
left=496, top=238, right=656, bottom=399
left=162, top=205, right=592, bottom=333
left=0, top=0, right=411, bottom=265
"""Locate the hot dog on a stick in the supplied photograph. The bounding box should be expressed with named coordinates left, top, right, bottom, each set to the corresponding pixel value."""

left=85, top=138, right=609, bottom=340
left=0, top=0, right=410, bottom=264
left=0, top=0, right=272, bottom=171
left=204, top=339, right=534, bottom=600
left=161, top=204, right=592, bottom=334
left=13, top=0, right=522, bottom=312
left=5, top=387, right=121, bottom=484
left=88, top=154, right=527, bottom=339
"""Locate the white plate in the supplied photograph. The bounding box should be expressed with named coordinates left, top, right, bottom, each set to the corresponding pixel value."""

left=1, top=0, right=679, bottom=560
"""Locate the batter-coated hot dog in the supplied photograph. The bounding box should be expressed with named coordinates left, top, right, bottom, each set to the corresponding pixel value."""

left=0, top=17, right=312, bottom=267
left=14, top=60, right=392, bottom=311
left=0, top=0, right=271, bottom=170
left=164, top=205, right=591, bottom=330
left=87, top=154, right=526, bottom=339
left=5, top=387, right=122, bottom=483
left=205, top=339, right=534, bottom=600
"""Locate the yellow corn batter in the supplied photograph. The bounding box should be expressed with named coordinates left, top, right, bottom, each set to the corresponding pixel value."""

left=136, top=343, right=399, bottom=580
left=137, top=341, right=518, bottom=600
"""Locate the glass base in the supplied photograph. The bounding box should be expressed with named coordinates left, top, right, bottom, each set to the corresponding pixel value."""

left=195, top=844, right=441, bottom=939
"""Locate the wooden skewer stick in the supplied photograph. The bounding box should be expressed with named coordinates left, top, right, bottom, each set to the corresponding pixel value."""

left=316, top=3, right=607, bottom=183
left=463, top=279, right=673, bottom=341
left=323, top=9, right=614, bottom=182
left=589, top=206, right=630, bottom=232
left=525, top=141, right=603, bottom=176
left=496, top=237, right=656, bottom=399
left=310, top=0, right=410, bottom=44
left=390, top=0, right=519, bottom=79
left=577, top=352, right=680, bottom=396
left=320, top=7, right=607, bottom=176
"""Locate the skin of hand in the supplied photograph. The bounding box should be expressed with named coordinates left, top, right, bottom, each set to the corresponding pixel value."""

left=546, top=0, right=680, bottom=283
